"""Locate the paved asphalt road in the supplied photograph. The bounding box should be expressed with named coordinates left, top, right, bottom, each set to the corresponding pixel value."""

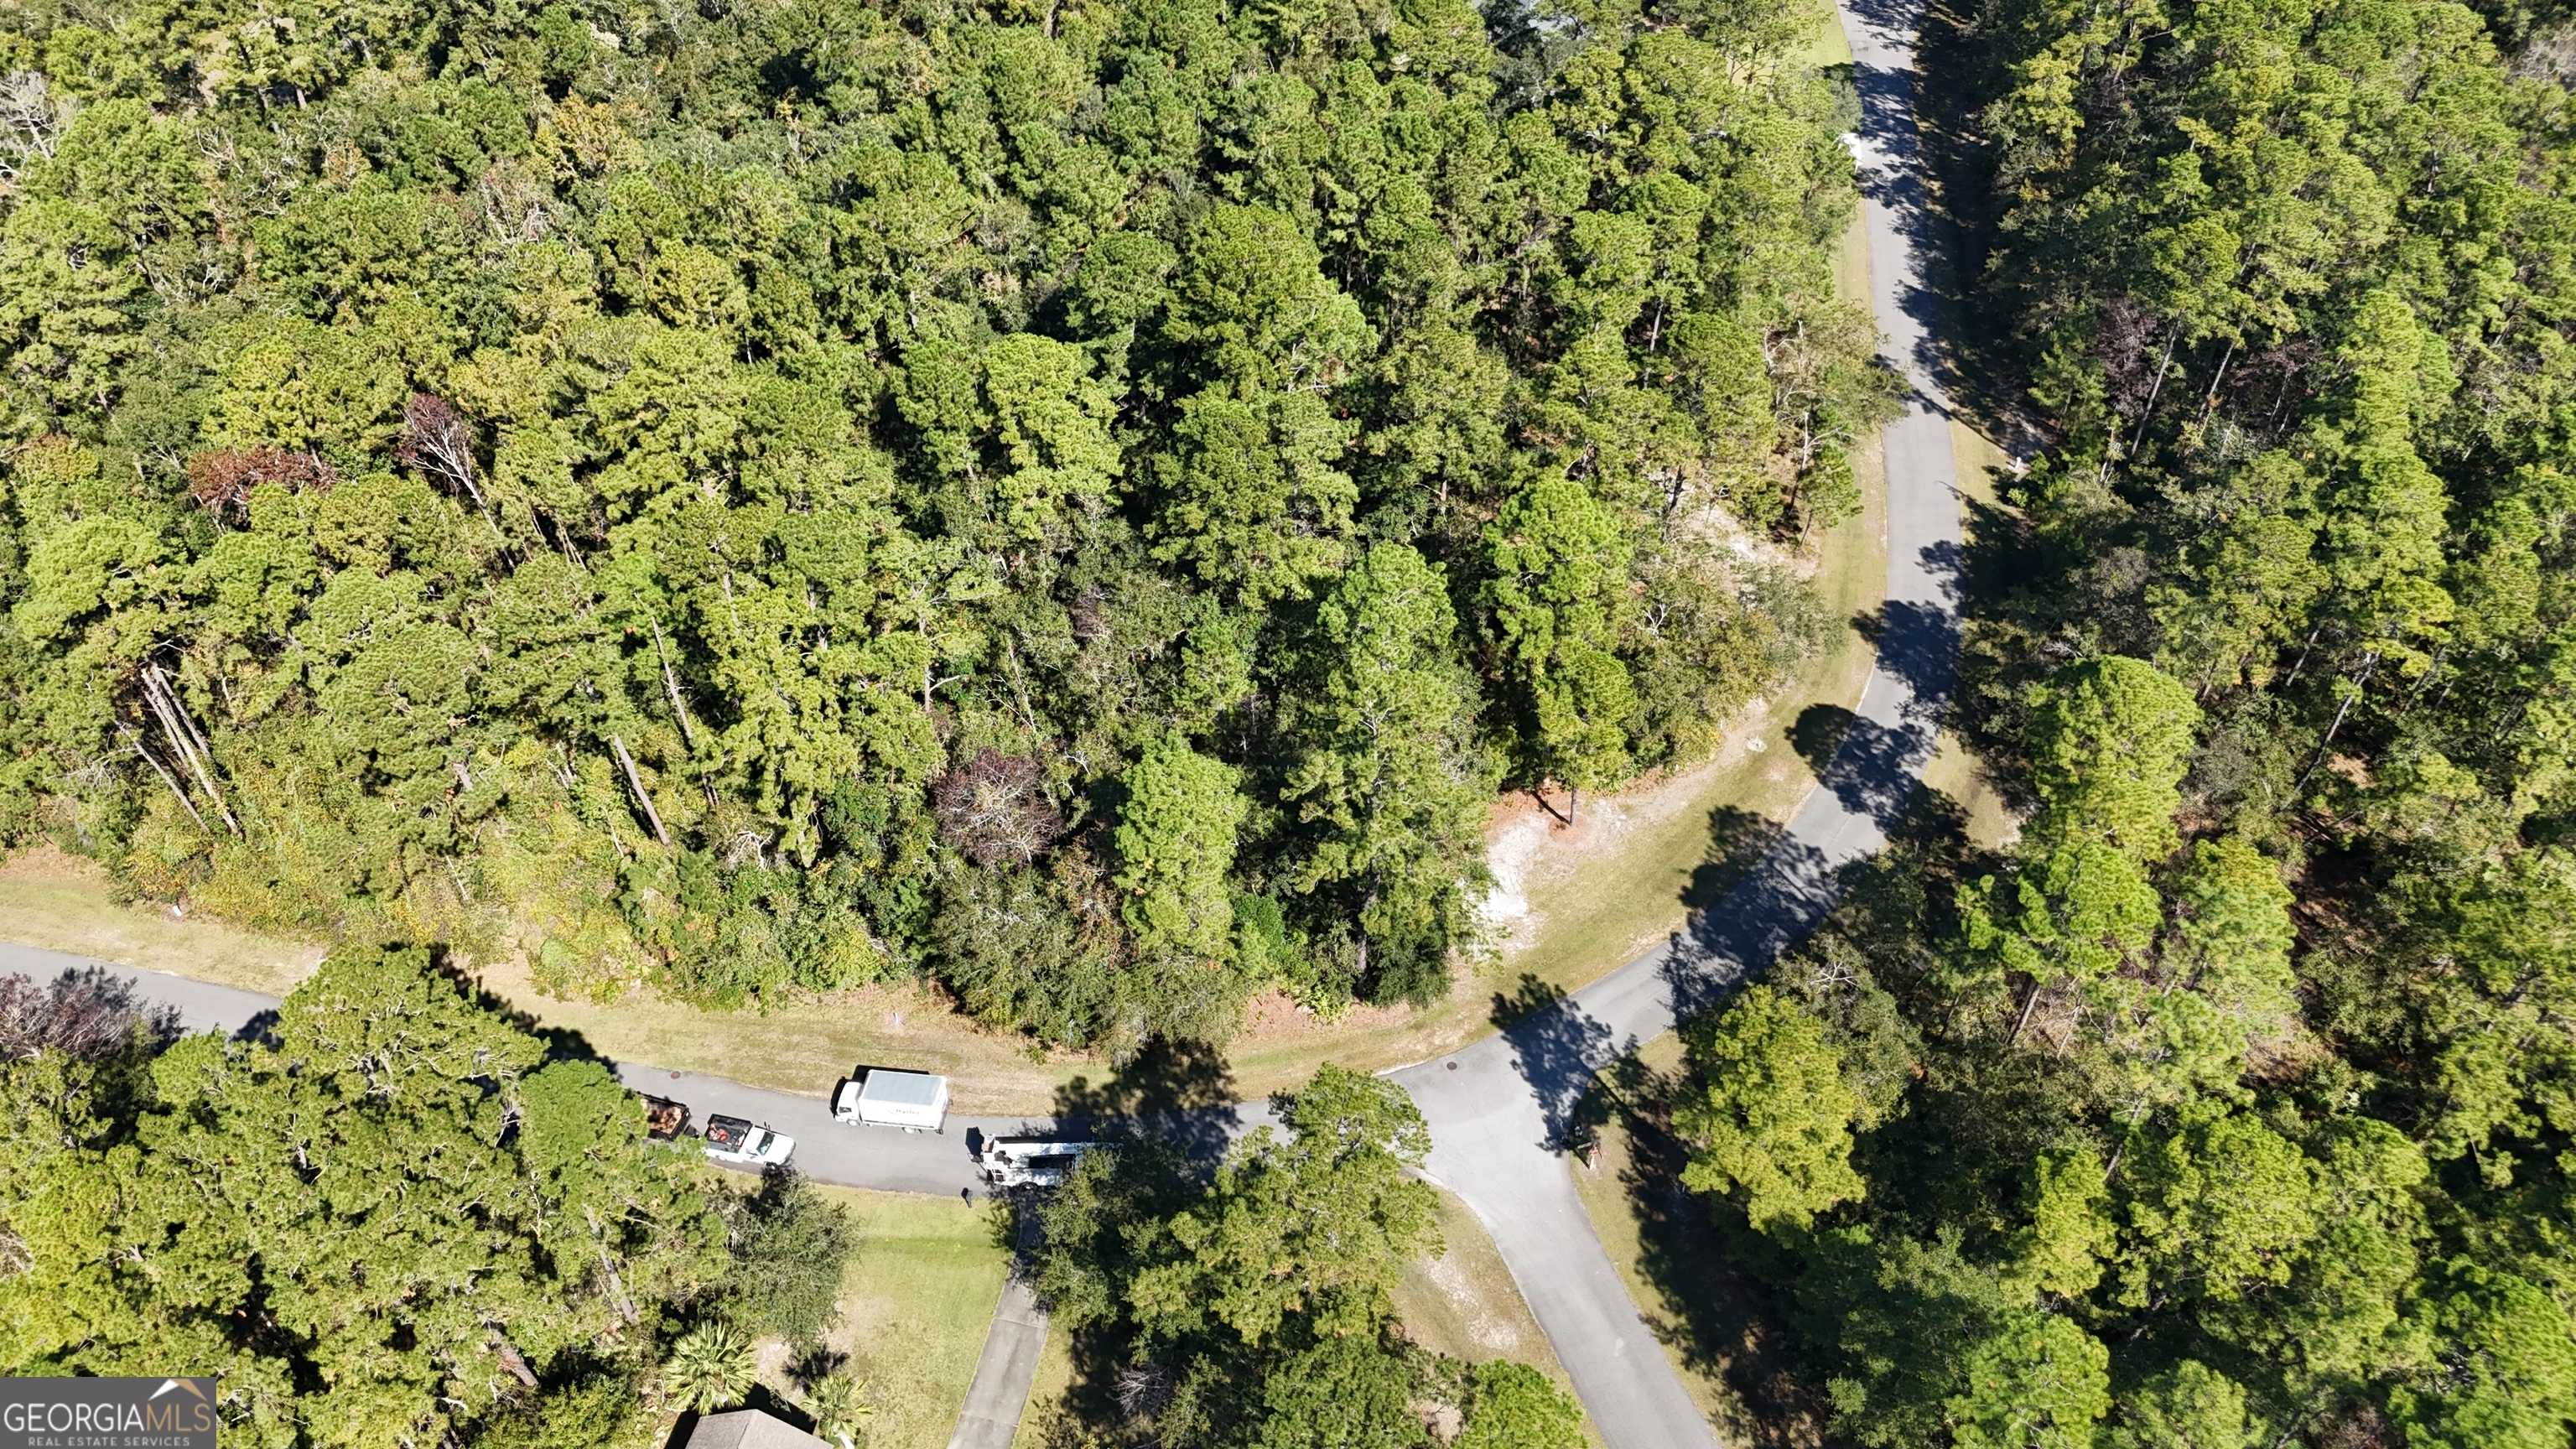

left=0, top=1, right=1962, bottom=1441
left=1388, top=0, right=1964, bottom=1438
left=0, top=941, right=1279, bottom=1199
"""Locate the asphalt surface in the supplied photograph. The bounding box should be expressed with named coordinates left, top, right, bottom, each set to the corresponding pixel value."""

left=1390, top=0, right=1966, bottom=1440
left=0, top=1, right=1962, bottom=1439
left=0, top=941, right=1280, bottom=1199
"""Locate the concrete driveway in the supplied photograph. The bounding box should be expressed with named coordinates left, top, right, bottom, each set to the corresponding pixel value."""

left=947, top=1215, right=1052, bottom=1449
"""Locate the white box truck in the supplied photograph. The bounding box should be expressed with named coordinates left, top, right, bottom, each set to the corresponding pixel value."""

left=833, top=1069, right=951, bottom=1133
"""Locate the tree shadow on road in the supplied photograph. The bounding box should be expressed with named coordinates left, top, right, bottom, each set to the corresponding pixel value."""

left=1492, top=974, right=1630, bottom=1153
left=1663, top=818, right=1842, bottom=1023
left=1581, top=1056, right=1831, bottom=1449
left=1049, top=1034, right=1242, bottom=1168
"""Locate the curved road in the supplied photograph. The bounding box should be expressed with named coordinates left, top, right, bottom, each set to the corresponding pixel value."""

left=0, top=3, right=1961, bottom=1443
left=1390, top=0, right=1964, bottom=1439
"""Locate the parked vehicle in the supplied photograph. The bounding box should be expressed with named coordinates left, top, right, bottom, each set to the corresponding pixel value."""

left=702, top=1114, right=794, bottom=1167
left=979, top=1139, right=1099, bottom=1189
left=641, top=1095, right=692, bottom=1141
left=832, top=1069, right=950, bottom=1133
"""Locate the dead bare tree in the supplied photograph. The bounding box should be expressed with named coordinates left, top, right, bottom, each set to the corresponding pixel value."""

left=932, top=750, right=1063, bottom=866
left=139, top=660, right=239, bottom=836
left=0, top=71, right=65, bottom=186
left=184, top=446, right=335, bottom=522
left=117, top=721, right=206, bottom=831
left=398, top=393, right=512, bottom=554
left=0, top=967, right=178, bottom=1062
left=609, top=735, right=671, bottom=847
left=1114, top=1361, right=1174, bottom=1428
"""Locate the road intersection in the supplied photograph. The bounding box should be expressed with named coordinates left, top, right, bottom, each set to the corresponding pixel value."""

left=0, top=0, right=1962, bottom=1438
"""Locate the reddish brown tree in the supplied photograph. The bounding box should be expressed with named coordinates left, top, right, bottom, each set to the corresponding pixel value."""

left=185, top=447, right=334, bottom=521
left=932, top=749, right=1062, bottom=867
left=0, top=967, right=175, bottom=1062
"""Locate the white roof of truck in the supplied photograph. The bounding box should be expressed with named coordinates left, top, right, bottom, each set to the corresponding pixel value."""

left=986, top=1139, right=1097, bottom=1156
left=859, top=1069, right=947, bottom=1107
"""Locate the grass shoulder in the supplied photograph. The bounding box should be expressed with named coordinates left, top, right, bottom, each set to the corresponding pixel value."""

left=1567, top=1036, right=1828, bottom=1449
left=0, top=844, right=321, bottom=995
left=1392, top=1187, right=1607, bottom=1449
left=1011, top=1182, right=1606, bottom=1449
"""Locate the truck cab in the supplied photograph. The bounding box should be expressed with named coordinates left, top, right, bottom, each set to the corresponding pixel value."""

left=702, top=1114, right=795, bottom=1167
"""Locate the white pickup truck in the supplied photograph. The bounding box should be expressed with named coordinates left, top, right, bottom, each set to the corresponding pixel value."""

left=702, top=1114, right=795, bottom=1167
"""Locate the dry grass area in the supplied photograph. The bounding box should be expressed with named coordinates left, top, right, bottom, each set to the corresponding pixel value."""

left=470, top=951, right=1089, bottom=1112
left=1394, top=1187, right=1608, bottom=1448
left=0, top=845, right=324, bottom=995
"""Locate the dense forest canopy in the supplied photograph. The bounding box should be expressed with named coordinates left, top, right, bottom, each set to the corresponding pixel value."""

left=0, top=949, right=1585, bottom=1446
left=1649, top=0, right=2576, bottom=1442
left=0, top=947, right=879, bottom=1447
left=0, top=0, right=1884, bottom=1045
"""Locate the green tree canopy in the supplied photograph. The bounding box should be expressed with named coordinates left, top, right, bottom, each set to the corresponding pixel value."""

left=1677, top=984, right=1867, bottom=1233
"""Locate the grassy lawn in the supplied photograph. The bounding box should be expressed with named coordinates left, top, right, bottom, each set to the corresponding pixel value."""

left=1006, top=1330, right=1075, bottom=1449
left=1569, top=1037, right=1827, bottom=1449
left=470, top=950, right=1090, bottom=1113
left=789, top=1186, right=1014, bottom=1449
left=1795, top=0, right=1857, bottom=67
left=1918, top=417, right=2019, bottom=851
left=0, top=845, right=323, bottom=995
left=1394, top=1188, right=1608, bottom=1447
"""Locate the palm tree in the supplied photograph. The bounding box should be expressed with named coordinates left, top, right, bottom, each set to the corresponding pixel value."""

left=804, top=1374, right=877, bottom=1449
left=665, top=1321, right=758, bottom=1412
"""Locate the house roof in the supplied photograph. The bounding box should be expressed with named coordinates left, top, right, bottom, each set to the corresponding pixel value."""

left=678, top=1409, right=828, bottom=1449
